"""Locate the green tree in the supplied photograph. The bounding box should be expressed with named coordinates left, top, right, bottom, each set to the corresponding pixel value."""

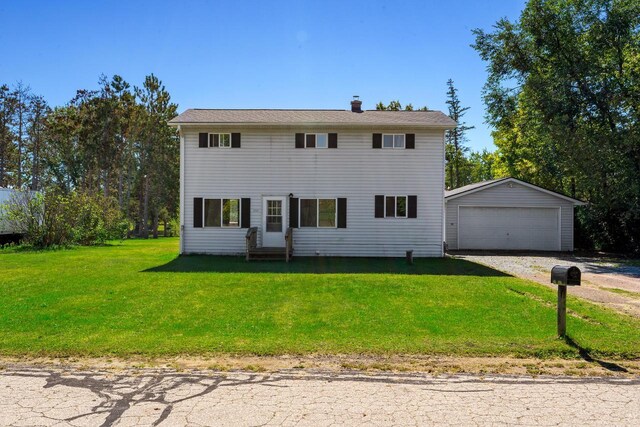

left=473, top=0, right=640, bottom=253
left=375, top=100, right=428, bottom=111
left=445, top=79, right=475, bottom=189
left=133, top=74, right=179, bottom=238
left=0, top=85, right=17, bottom=187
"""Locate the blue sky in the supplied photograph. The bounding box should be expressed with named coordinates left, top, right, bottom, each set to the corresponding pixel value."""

left=0, top=0, right=525, bottom=151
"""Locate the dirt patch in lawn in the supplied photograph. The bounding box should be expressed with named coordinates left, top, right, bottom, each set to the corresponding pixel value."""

left=2, top=354, right=638, bottom=378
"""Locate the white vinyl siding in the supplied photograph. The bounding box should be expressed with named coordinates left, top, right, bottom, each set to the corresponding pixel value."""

left=445, top=181, right=576, bottom=251
left=181, top=127, right=445, bottom=256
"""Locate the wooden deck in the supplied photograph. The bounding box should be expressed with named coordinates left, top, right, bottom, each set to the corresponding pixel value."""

left=246, top=247, right=289, bottom=261
left=245, top=227, right=294, bottom=261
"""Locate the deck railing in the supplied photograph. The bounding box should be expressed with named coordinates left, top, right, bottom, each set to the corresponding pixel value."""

left=285, top=227, right=293, bottom=263
left=245, top=227, right=257, bottom=261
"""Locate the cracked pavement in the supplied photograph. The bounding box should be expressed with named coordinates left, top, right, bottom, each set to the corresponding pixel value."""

left=0, top=365, right=638, bottom=426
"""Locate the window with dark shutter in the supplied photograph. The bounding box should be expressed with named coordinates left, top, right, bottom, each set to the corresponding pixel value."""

left=408, top=195, right=417, bottom=218
left=337, top=198, right=347, bottom=228
left=295, top=133, right=305, bottom=148
left=328, top=133, right=338, bottom=149
left=199, top=133, right=208, bottom=148
left=231, top=133, right=241, bottom=148
left=374, top=195, right=384, bottom=218
left=305, top=134, right=316, bottom=148
left=406, top=134, right=415, bottom=149
left=193, top=198, right=203, bottom=227
left=372, top=133, right=382, bottom=149
left=289, top=197, right=299, bottom=228
left=385, top=196, right=396, bottom=217
left=241, top=198, right=250, bottom=227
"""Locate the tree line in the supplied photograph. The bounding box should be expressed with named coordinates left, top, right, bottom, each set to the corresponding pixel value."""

left=473, top=0, right=640, bottom=254
left=0, top=74, right=179, bottom=242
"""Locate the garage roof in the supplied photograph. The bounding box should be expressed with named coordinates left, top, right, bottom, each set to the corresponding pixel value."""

left=445, top=177, right=586, bottom=205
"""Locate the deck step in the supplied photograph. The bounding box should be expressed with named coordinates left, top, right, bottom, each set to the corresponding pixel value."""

left=247, top=247, right=290, bottom=261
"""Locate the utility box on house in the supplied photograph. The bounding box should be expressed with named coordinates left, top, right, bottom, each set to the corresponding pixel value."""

left=551, top=265, right=581, bottom=286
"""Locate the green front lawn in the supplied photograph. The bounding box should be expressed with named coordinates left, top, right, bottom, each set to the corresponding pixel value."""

left=1, top=238, right=639, bottom=359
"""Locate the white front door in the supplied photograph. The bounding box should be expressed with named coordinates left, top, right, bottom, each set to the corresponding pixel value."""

left=262, top=196, right=286, bottom=247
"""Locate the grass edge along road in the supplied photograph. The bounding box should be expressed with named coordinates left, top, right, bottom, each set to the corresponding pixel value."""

left=1, top=238, right=639, bottom=359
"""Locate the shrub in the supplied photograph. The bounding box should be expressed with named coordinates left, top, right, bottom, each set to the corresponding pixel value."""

left=0, top=189, right=127, bottom=248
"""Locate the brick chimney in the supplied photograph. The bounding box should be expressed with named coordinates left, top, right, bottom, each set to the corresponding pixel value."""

left=350, top=96, right=362, bottom=113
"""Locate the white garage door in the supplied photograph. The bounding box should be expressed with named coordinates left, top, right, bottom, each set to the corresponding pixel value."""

left=458, top=207, right=560, bottom=251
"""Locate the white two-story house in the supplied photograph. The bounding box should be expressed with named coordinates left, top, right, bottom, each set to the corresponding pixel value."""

left=169, top=99, right=456, bottom=258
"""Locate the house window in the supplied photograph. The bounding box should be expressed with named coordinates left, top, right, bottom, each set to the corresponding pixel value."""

left=382, top=134, right=405, bottom=149
left=300, top=198, right=336, bottom=227
left=222, top=199, right=240, bottom=227
left=204, top=199, right=221, bottom=227
left=209, top=133, right=231, bottom=148
left=300, top=199, right=317, bottom=227
left=306, top=133, right=328, bottom=149
left=204, top=198, right=240, bottom=227
left=385, top=196, right=408, bottom=218
left=318, top=199, right=336, bottom=227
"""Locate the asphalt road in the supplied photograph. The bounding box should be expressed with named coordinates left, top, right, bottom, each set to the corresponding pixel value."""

left=1, top=365, right=638, bottom=426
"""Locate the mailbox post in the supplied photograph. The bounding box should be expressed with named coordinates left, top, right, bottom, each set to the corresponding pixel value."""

left=551, top=265, right=581, bottom=337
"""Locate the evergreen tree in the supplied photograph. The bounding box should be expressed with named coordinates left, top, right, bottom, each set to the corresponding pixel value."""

left=0, top=85, right=17, bottom=187
left=445, top=79, right=474, bottom=189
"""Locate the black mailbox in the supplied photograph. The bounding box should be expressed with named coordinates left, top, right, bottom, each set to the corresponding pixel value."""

left=551, top=265, right=581, bottom=286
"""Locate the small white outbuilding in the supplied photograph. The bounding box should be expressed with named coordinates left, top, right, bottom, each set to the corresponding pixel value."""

left=445, top=177, right=586, bottom=252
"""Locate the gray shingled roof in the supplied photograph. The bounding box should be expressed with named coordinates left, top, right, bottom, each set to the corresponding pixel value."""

left=168, top=109, right=457, bottom=127
left=444, top=178, right=509, bottom=198
left=445, top=177, right=586, bottom=204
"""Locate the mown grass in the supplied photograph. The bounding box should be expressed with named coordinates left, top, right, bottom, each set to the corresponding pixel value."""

left=1, top=238, right=639, bottom=359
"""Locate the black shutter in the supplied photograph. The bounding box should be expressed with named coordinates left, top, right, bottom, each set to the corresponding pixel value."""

left=406, top=133, right=415, bottom=149
left=193, top=197, right=203, bottom=227
left=372, top=133, right=382, bottom=149
left=289, top=198, right=299, bottom=228
left=241, top=198, right=250, bottom=228
left=328, top=133, right=338, bottom=149
left=295, top=133, right=305, bottom=148
left=337, top=198, right=347, bottom=228
left=231, top=133, right=241, bottom=148
left=374, top=195, right=384, bottom=218
left=199, top=133, right=208, bottom=148
left=408, top=195, right=417, bottom=218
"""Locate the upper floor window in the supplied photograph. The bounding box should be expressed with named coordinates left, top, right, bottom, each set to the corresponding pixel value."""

left=306, top=133, right=328, bottom=148
left=383, top=134, right=405, bottom=149
left=372, top=133, right=414, bottom=149
left=198, top=132, right=241, bottom=148
left=210, top=133, right=231, bottom=148
left=296, top=133, right=337, bottom=149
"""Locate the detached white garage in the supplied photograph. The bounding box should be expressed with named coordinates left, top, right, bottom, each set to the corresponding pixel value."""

left=445, top=178, right=585, bottom=252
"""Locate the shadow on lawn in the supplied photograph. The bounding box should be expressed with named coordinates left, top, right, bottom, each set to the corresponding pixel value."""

left=564, top=335, right=629, bottom=373
left=143, top=255, right=511, bottom=276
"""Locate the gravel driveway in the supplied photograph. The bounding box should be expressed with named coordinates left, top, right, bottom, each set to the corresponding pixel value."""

left=455, top=253, right=640, bottom=317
